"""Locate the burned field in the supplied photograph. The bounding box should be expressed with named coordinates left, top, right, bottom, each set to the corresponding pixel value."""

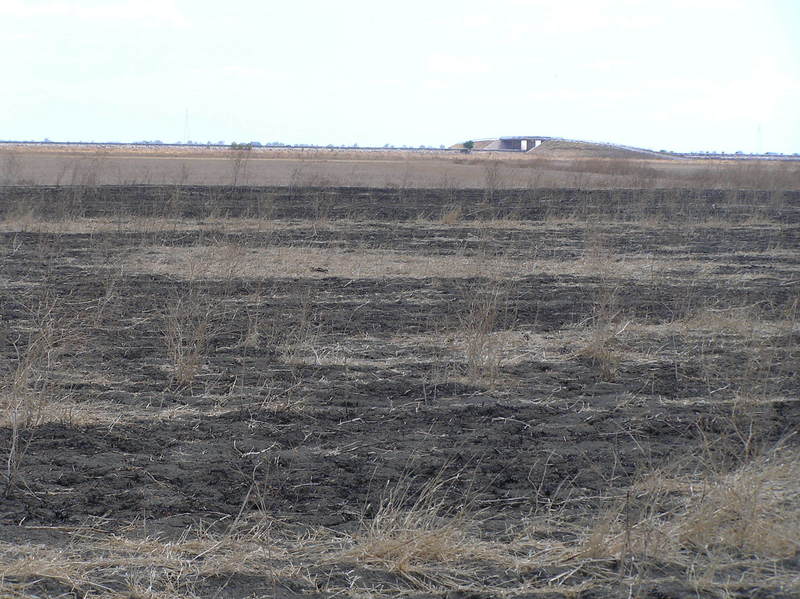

left=0, top=185, right=798, bottom=598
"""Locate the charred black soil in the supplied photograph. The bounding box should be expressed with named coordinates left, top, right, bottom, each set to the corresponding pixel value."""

left=0, top=185, right=798, bottom=598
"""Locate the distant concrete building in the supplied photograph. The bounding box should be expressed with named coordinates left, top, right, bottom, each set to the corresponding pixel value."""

left=482, top=136, right=552, bottom=151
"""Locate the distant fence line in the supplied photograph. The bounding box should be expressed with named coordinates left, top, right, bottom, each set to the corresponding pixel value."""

left=1, top=140, right=798, bottom=161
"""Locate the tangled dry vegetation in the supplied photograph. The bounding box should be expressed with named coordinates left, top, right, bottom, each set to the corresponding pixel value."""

left=0, top=173, right=798, bottom=598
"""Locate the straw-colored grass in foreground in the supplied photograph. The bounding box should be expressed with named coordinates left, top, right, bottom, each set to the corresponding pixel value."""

left=3, top=448, right=797, bottom=598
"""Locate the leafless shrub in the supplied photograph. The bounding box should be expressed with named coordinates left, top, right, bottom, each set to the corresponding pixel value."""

left=246, top=191, right=275, bottom=220
left=1, top=298, right=75, bottom=496
left=229, top=142, right=252, bottom=187
left=578, top=229, right=624, bottom=380
left=483, top=159, right=501, bottom=201
left=311, top=189, right=332, bottom=227
left=1, top=151, right=21, bottom=185
left=163, top=290, right=218, bottom=388
left=164, top=186, right=186, bottom=219
left=577, top=322, right=623, bottom=382
left=236, top=285, right=279, bottom=354
left=281, top=288, right=319, bottom=363
left=439, top=203, right=462, bottom=225
left=459, top=282, right=515, bottom=385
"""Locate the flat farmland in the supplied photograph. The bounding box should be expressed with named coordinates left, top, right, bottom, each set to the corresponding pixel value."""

left=0, top=181, right=798, bottom=598
left=3, top=142, right=800, bottom=190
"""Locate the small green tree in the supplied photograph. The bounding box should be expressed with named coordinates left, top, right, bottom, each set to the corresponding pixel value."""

left=462, top=140, right=475, bottom=153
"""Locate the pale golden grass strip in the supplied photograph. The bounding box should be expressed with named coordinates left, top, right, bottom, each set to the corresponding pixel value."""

left=125, top=245, right=539, bottom=281
left=579, top=448, right=800, bottom=562
left=2, top=214, right=794, bottom=235
left=2, top=450, right=797, bottom=598
left=123, top=243, right=718, bottom=282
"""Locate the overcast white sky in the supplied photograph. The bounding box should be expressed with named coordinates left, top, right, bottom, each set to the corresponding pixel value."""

left=1, top=0, right=798, bottom=153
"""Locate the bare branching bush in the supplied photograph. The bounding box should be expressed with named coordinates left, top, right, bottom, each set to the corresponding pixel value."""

left=311, top=189, right=332, bottom=227
left=1, top=298, right=74, bottom=496
left=578, top=228, right=624, bottom=380
left=247, top=191, right=275, bottom=220
left=281, top=288, right=320, bottom=363
left=229, top=142, right=252, bottom=188
left=439, top=203, right=463, bottom=225
left=1, top=151, right=21, bottom=185
left=163, top=290, right=218, bottom=388
left=2, top=300, right=67, bottom=428
left=287, top=163, right=307, bottom=199
left=578, top=323, right=623, bottom=381
left=67, top=152, right=107, bottom=187
left=460, top=282, right=514, bottom=385
left=164, top=185, right=186, bottom=219
left=235, top=285, right=280, bottom=358
left=241, top=291, right=266, bottom=351
left=482, top=159, right=501, bottom=201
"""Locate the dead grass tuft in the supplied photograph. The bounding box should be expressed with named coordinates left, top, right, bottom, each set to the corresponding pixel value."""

left=162, top=290, right=217, bottom=388
left=439, top=203, right=463, bottom=225
left=460, top=283, right=510, bottom=385
left=580, top=447, right=800, bottom=567
left=334, top=471, right=497, bottom=589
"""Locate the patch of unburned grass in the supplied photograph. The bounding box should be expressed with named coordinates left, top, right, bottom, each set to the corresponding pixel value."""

left=124, top=242, right=732, bottom=283
left=125, top=244, right=539, bottom=281
left=6, top=449, right=797, bottom=598
left=330, top=474, right=497, bottom=589
left=579, top=447, right=800, bottom=568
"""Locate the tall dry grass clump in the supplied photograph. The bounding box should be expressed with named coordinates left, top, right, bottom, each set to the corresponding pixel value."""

left=577, top=447, right=800, bottom=588
left=1, top=298, right=76, bottom=496
left=677, top=452, right=800, bottom=558
left=577, top=228, right=625, bottom=380
left=1, top=151, right=22, bottom=185
left=228, top=142, right=252, bottom=187
left=162, top=290, right=218, bottom=388
left=439, top=203, right=463, bottom=225
left=335, top=471, right=492, bottom=589
left=460, top=282, right=513, bottom=385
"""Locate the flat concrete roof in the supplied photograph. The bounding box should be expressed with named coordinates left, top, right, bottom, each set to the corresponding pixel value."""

left=499, top=136, right=554, bottom=141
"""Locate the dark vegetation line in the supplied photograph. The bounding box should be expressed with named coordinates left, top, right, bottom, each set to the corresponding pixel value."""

left=2, top=140, right=799, bottom=160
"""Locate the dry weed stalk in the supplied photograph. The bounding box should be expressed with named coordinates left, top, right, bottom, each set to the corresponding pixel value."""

left=163, top=290, right=217, bottom=388
left=571, top=446, right=800, bottom=594
left=482, top=159, right=501, bottom=201
left=229, top=142, right=252, bottom=187
left=336, top=470, right=490, bottom=589
left=685, top=297, right=798, bottom=405
left=578, top=229, right=624, bottom=380
left=280, top=288, right=320, bottom=364
left=1, top=150, right=22, bottom=185
left=460, top=282, right=511, bottom=385
left=439, top=203, right=463, bottom=225
left=241, top=288, right=267, bottom=350
left=2, top=298, right=74, bottom=496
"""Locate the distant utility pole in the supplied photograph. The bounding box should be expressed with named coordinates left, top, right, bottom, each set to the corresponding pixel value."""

left=757, top=124, right=762, bottom=154
left=184, top=108, right=190, bottom=144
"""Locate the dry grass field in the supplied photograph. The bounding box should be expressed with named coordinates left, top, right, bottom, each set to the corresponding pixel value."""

left=0, top=150, right=798, bottom=598
left=3, top=142, right=800, bottom=190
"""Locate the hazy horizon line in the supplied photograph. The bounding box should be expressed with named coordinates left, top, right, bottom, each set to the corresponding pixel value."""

left=1, top=137, right=797, bottom=158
